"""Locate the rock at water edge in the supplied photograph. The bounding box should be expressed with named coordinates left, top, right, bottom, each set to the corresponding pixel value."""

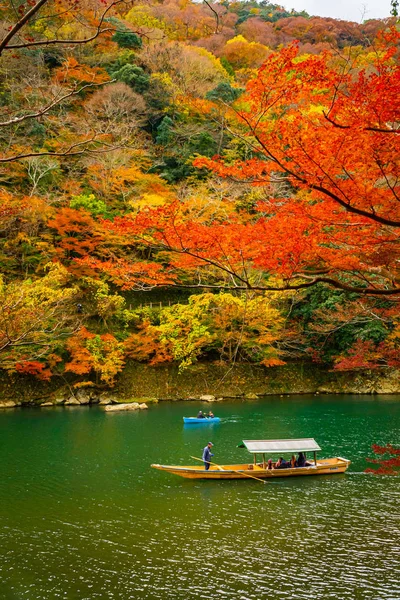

left=199, top=395, right=216, bottom=402
left=104, top=403, right=141, bottom=412
left=0, top=400, right=17, bottom=409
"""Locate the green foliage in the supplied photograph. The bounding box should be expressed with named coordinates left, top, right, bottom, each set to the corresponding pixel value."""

left=112, top=30, right=142, bottom=49
left=111, top=64, right=150, bottom=93
left=206, top=82, right=244, bottom=103
left=354, top=320, right=388, bottom=345
left=80, top=278, right=126, bottom=323
left=70, top=194, right=108, bottom=217
left=155, top=116, right=174, bottom=145
left=220, top=57, right=235, bottom=78
left=27, top=120, right=47, bottom=140
left=190, top=132, right=218, bottom=156
left=155, top=115, right=219, bottom=182
left=292, top=285, right=351, bottom=324
left=127, top=293, right=286, bottom=372
left=0, top=263, right=79, bottom=374
left=42, top=48, right=64, bottom=69
left=105, top=49, right=136, bottom=73
left=291, top=285, right=393, bottom=363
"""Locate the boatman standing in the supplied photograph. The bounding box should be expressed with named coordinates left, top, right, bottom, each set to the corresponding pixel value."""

left=202, top=442, right=214, bottom=470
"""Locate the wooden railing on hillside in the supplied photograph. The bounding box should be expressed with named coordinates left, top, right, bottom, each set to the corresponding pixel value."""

left=129, top=300, right=189, bottom=310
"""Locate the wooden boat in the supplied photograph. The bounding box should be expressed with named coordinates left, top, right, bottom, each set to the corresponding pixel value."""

left=183, top=417, right=220, bottom=424
left=151, top=438, right=350, bottom=480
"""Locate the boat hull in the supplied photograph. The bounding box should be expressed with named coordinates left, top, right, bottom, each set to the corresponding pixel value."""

left=183, top=417, right=220, bottom=424
left=151, top=458, right=350, bottom=479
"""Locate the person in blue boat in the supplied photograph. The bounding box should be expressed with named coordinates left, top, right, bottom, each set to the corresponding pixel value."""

left=202, top=442, right=214, bottom=470
left=207, top=411, right=214, bottom=418
left=197, top=410, right=206, bottom=418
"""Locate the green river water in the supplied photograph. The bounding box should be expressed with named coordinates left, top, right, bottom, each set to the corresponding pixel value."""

left=0, top=395, right=399, bottom=600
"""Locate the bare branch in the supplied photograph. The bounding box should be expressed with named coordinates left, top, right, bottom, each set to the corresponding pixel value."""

left=0, top=0, right=48, bottom=56
left=323, top=111, right=400, bottom=134
left=0, top=0, right=126, bottom=55
left=159, top=277, right=400, bottom=296
left=203, top=0, right=220, bottom=34
left=0, top=137, right=99, bottom=163
left=0, top=80, right=115, bottom=128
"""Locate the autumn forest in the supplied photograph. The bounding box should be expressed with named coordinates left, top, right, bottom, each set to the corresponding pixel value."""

left=1, top=0, right=400, bottom=389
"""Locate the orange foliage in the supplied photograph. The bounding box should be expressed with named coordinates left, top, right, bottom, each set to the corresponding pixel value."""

left=65, top=327, right=125, bottom=386
left=15, top=361, right=53, bottom=381
left=124, top=320, right=174, bottom=365
left=91, top=29, right=400, bottom=297
left=64, top=327, right=95, bottom=376
left=47, top=207, right=104, bottom=265
left=190, top=32, right=400, bottom=294
left=75, top=256, right=176, bottom=289
left=54, top=57, right=109, bottom=85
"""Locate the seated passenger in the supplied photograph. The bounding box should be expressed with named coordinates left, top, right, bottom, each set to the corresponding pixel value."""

left=297, top=452, right=310, bottom=467
left=290, top=455, right=297, bottom=468
left=275, top=457, right=288, bottom=469
left=197, top=411, right=206, bottom=418
left=207, top=411, right=214, bottom=418
left=267, top=459, right=273, bottom=470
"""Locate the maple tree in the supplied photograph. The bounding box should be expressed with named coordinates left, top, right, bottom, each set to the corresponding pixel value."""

left=65, top=326, right=125, bottom=385
left=48, top=207, right=103, bottom=263
left=365, top=444, right=400, bottom=475
left=0, top=263, right=79, bottom=375
left=97, top=31, right=400, bottom=298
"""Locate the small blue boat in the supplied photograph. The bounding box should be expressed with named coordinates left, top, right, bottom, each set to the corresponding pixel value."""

left=183, top=417, right=220, bottom=424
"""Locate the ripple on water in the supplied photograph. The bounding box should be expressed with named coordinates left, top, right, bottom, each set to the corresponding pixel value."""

left=1, top=398, right=400, bottom=599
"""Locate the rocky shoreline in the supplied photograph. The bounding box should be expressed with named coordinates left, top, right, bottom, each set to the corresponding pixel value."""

left=0, top=391, right=226, bottom=410
left=0, top=362, right=399, bottom=409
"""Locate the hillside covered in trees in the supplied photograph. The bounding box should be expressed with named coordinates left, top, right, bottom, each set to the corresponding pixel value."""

left=0, top=0, right=399, bottom=389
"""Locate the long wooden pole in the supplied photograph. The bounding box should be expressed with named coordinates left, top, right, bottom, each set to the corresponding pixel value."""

left=190, top=456, right=267, bottom=484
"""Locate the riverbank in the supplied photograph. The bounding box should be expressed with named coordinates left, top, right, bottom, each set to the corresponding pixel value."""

left=0, top=361, right=399, bottom=408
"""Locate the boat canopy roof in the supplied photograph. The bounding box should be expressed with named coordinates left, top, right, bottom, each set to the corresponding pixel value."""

left=238, top=439, right=321, bottom=454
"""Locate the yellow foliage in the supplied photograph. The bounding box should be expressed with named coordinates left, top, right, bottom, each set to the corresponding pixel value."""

left=189, top=46, right=231, bottom=81
left=150, top=72, right=174, bottom=88
left=131, top=193, right=169, bottom=209
left=226, top=35, right=248, bottom=46
left=125, top=6, right=169, bottom=32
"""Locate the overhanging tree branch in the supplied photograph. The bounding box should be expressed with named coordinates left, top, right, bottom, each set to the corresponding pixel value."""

left=0, top=0, right=126, bottom=55
left=0, top=80, right=115, bottom=128
left=0, top=0, right=48, bottom=56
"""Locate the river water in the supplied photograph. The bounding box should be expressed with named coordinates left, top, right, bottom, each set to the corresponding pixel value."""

left=0, top=395, right=399, bottom=600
